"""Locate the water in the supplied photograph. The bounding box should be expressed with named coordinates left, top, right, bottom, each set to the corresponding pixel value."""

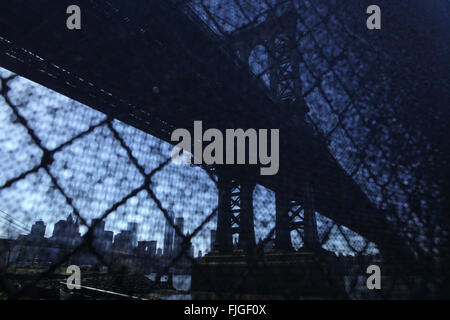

left=146, top=273, right=192, bottom=300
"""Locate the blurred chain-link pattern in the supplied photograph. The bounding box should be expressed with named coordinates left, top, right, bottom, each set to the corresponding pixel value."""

left=0, top=0, right=449, bottom=299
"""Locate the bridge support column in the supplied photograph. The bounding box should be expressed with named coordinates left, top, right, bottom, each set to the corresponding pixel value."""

left=303, top=184, right=319, bottom=250
left=275, top=190, right=293, bottom=251
left=238, top=180, right=256, bottom=255
left=214, top=174, right=233, bottom=253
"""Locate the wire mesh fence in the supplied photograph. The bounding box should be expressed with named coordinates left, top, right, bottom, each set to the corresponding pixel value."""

left=0, top=0, right=449, bottom=299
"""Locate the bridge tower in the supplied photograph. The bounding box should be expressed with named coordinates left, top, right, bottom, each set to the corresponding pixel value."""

left=192, top=7, right=334, bottom=297
left=213, top=167, right=257, bottom=257
left=226, top=4, right=319, bottom=252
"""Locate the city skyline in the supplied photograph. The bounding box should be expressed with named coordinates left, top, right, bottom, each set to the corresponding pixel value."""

left=0, top=211, right=202, bottom=256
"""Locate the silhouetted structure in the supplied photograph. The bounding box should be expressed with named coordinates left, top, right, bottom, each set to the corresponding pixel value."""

left=127, top=222, right=138, bottom=248
left=163, top=212, right=175, bottom=257
left=51, top=214, right=81, bottom=247
left=26, top=221, right=46, bottom=240
left=173, top=217, right=184, bottom=256
left=113, top=230, right=134, bottom=254
left=92, top=219, right=113, bottom=253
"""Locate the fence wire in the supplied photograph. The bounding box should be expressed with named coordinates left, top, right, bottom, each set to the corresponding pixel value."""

left=0, top=0, right=449, bottom=300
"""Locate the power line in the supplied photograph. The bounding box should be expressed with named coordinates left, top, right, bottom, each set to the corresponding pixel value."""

left=0, top=209, right=30, bottom=228
left=0, top=209, right=30, bottom=230
left=0, top=219, right=29, bottom=234
left=0, top=215, right=30, bottom=234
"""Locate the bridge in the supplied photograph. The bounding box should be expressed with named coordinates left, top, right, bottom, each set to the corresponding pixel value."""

left=1, top=0, right=447, bottom=276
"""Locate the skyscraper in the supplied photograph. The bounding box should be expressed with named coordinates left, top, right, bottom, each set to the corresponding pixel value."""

left=92, top=218, right=113, bottom=252
left=51, top=214, right=81, bottom=247
left=137, top=240, right=157, bottom=257
left=163, top=211, right=175, bottom=256
left=29, top=220, right=46, bottom=239
left=173, top=217, right=184, bottom=255
left=127, top=222, right=138, bottom=248
left=112, top=230, right=133, bottom=253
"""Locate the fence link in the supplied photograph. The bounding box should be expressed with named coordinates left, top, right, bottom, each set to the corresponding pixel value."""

left=0, top=0, right=449, bottom=299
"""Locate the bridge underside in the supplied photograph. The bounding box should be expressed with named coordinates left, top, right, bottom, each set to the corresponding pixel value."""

left=0, top=0, right=412, bottom=261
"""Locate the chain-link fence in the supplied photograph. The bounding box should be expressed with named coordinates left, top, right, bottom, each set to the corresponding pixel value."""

left=0, top=0, right=449, bottom=299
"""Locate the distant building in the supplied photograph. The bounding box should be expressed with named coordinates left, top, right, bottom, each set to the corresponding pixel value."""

left=92, top=219, right=113, bottom=253
left=163, top=211, right=175, bottom=256
left=51, top=214, right=81, bottom=247
left=137, top=240, right=157, bottom=257
left=113, top=230, right=133, bottom=253
left=18, top=220, right=46, bottom=242
left=2, top=216, right=176, bottom=269
left=29, top=220, right=46, bottom=240
left=127, top=222, right=138, bottom=248
left=173, top=217, right=184, bottom=255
